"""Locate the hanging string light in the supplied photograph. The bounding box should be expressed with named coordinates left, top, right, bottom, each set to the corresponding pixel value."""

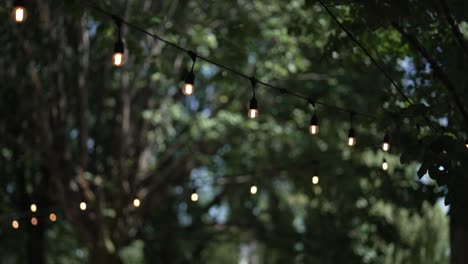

left=12, top=0, right=27, bottom=23
left=247, top=77, right=259, bottom=119
left=31, top=217, right=38, bottom=226
left=309, top=104, right=319, bottom=135
left=382, top=131, right=390, bottom=151
left=133, top=198, right=141, bottom=208
left=250, top=184, right=258, bottom=195
left=112, top=17, right=125, bottom=67
left=182, top=51, right=197, bottom=96
left=312, top=162, right=319, bottom=185
left=348, top=112, right=356, bottom=146
left=30, top=203, right=37, bottom=213
left=49, top=213, right=57, bottom=222
left=190, top=189, right=199, bottom=202
left=12, top=220, right=20, bottom=229
left=382, top=158, right=389, bottom=171
left=79, top=201, right=87, bottom=211
left=465, top=138, right=468, bottom=149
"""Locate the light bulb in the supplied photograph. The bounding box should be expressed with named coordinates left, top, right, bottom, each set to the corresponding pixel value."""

left=133, top=198, right=141, bottom=208
left=13, top=0, right=26, bottom=23
left=250, top=185, right=258, bottom=195
left=49, top=213, right=57, bottom=222
left=312, top=176, right=319, bottom=185
left=309, top=114, right=319, bottom=135
left=12, top=220, right=19, bottom=229
left=183, top=71, right=195, bottom=96
left=348, top=128, right=356, bottom=146
left=191, top=192, right=199, bottom=202
left=382, top=159, right=388, bottom=171
left=382, top=133, right=390, bottom=151
left=31, top=217, right=38, bottom=226
left=30, top=203, right=37, bottom=213
left=113, top=41, right=124, bottom=67
left=248, top=98, right=258, bottom=119
left=465, top=139, right=468, bottom=149
left=80, top=202, right=87, bottom=211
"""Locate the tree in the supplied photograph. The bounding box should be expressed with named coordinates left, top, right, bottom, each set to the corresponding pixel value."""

left=0, top=0, right=454, bottom=263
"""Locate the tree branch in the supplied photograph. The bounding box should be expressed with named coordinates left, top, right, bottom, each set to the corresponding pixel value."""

left=438, top=0, right=468, bottom=57
left=393, top=23, right=468, bottom=130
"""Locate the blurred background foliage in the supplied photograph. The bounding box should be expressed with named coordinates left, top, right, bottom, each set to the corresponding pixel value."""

left=2, top=0, right=466, bottom=263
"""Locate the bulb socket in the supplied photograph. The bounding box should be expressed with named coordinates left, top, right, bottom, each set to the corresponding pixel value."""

left=249, top=97, right=258, bottom=110
left=114, top=40, right=124, bottom=54
left=310, top=113, right=318, bottom=126
left=184, top=71, right=195, bottom=85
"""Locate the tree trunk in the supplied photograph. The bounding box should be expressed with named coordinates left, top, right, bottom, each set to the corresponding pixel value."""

left=26, top=222, right=46, bottom=264
left=450, top=198, right=468, bottom=264
left=89, top=247, right=124, bottom=264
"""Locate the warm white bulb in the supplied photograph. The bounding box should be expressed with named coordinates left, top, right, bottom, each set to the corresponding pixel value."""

left=248, top=109, right=258, bottom=119
left=133, top=198, right=141, bottom=208
left=348, top=137, right=355, bottom=146
left=12, top=220, right=19, bottom=229
left=31, top=217, right=38, bottom=226
left=49, top=213, right=57, bottom=222
left=250, top=185, right=258, bottom=195
left=312, top=176, right=319, bottom=185
left=113, top=52, right=124, bottom=66
left=80, top=202, right=87, bottom=211
left=182, top=83, right=194, bottom=96
left=13, top=7, right=26, bottom=23
left=382, top=161, right=388, bottom=171
left=30, top=203, right=37, bottom=213
left=382, top=142, right=390, bottom=152
left=191, top=192, right=198, bottom=202
left=465, top=143, right=468, bottom=149
left=309, top=125, right=319, bottom=135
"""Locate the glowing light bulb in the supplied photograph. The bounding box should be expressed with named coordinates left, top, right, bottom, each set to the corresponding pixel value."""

left=12, top=220, right=19, bottom=229
left=133, top=198, right=141, bottom=208
left=49, top=213, right=57, bottom=222
left=248, top=98, right=258, bottom=119
left=13, top=0, right=26, bottom=23
left=191, top=192, right=199, bottom=202
left=465, top=139, right=468, bottom=149
left=30, top=203, right=37, bottom=213
left=382, top=159, right=388, bottom=171
left=309, top=114, right=319, bottom=135
left=79, top=202, right=87, bottom=211
left=348, top=128, right=356, bottom=146
left=113, top=41, right=124, bottom=67
left=312, top=176, right=319, bottom=185
left=250, top=185, right=258, bottom=195
left=382, top=133, right=390, bottom=151
left=183, top=71, right=195, bottom=96
left=31, top=217, right=38, bottom=226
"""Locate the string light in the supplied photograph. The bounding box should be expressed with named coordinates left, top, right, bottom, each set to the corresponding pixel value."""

left=465, top=138, right=468, bottom=149
left=30, top=203, right=37, bottom=213
left=12, top=0, right=27, bottom=23
left=79, top=202, right=87, bottom=211
left=348, top=113, right=356, bottom=146
left=382, top=131, right=390, bottom=151
left=382, top=158, right=388, bottom=171
left=190, top=191, right=199, bottom=202
left=182, top=51, right=197, bottom=96
left=312, top=176, right=319, bottom=185
left=309, top=107, right=319, bottom=135
left=49, top=213, right=57, bottom=222
left=31, top=217, right=38, bottom=226
left=133, top=198, right=141, bottom=208
left=12, top=220, right=19, bottom=229
left=250, top=185, right=258, bottom=195
left=312, top=162, right=319, bottom=185
left=247, top=77, right=259, bottom=119
left=112, top=18, right=124, bottom=67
